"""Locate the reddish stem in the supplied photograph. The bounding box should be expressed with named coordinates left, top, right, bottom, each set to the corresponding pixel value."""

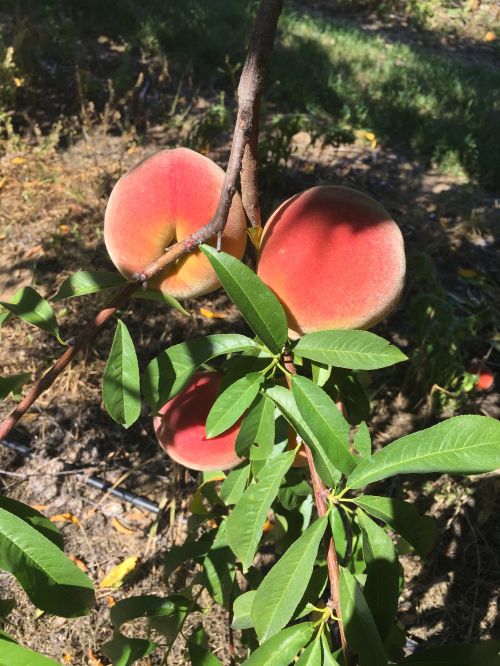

left=282, top=352, right=349, bottom=663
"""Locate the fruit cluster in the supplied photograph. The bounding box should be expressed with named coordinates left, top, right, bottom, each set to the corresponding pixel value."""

left=105, top=148, right=406, bottom=471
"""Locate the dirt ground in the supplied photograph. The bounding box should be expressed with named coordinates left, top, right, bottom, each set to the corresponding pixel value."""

left=1, top=5, right=500, bottom=665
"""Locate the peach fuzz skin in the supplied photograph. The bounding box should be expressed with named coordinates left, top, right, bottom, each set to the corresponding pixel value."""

left=154, top=372, right=243, bottom=472
left=104, top=148, right=247, bottom=299
left=257, top=186, right=406, bottom=337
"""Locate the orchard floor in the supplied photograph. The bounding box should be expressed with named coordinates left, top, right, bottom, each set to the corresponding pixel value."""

left=1, top=7, right=500, bottom=665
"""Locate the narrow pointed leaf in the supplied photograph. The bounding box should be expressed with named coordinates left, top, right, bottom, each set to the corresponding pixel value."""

left=296, top=639, right=322, bottom=665
left=236, top=394, right=275, bottom=459
left=399, top=640, right=500, bottom=664
left=352, top=496, right=437, bottom=557
left=265, top=384, right=341, bottom=487
left=0, top=497, right=63, bottom=550
left=103, top=320, right=141, bottom=428
left=357, top=510, right=399, bottom=640
left=51, top=271, right=126, bottom=300
left=0, top=373, right=31, bottom=401
left=188, top=640, right=223, bottom=666
left=353, top=422, right=371, bottom=458
left=225, top=450, right=295, bottom=570
left=200, top=245, right=288, bottom=354
left=292, top=376, right=357, bottom=475
left=0, top=639, right=60, bottom=665
left=252, top=515, right=328, bottom=641
left=0, top=287, right=61, bottom=341
left=321, top=635, right=341, bottom=665
left=206, top=373, right=263, bottom=438
left=0, top=507, right=95, bottom=617
left=340, top=567, right=388, bottom=666
left=110, top=595, right=177, bottom=630
left=242, top=623, right=315, bottom=666
left=347, top=416, right=500, bottom=489
left=101, top=634, right=155, bottom=666
left=294, top=330, right=407, bottom=370
left=132, top=288, right=189, bottom=315
left=143, top=334, right=261, bottom=410
left=220, top=465, right=251, bottom=505
left=232, top=591, right=256, bottom=630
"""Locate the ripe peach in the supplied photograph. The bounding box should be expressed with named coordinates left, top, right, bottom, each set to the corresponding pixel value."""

left=154, top=372, right=243, bottom=471
left=257, top=186, right=405, bottom=336
left=104, top=148, right=247, bottom=298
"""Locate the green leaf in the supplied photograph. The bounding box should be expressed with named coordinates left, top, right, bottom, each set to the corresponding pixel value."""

left=353, top=422, right=371, bottom=458
left=0, top=373, right=31, bottom=401
left=51, top=271, right=126, bottom=300
left=0, top=497, right=63, bottom=550
left=200, top=245, right=288, bottom=354
left=330, top=369, right=370, bottom=426
left=321, top=634, right=341, bottom=665
left=398, top=640, right=500, bottom=665
left=339, top=567, right=388, bottom=666
left=265, top=385, right=341, bottom=487
left=252, top=515, right=328, bottom=641
left=201, top=523, right=235, bottom=607
left=296, top=639, right=322, bottom=666
left=292, top=376, right=357, bottom=475
left=206, top=373, right=263, bottom=438
left=294, top=330, right=407, bottom=370
left=352, top=496, right=437, bottom=557
left=0, top=638, right=60, bottom=665
left=101, top=634, right=155, bottom=666
left=165, top=532, right=216, bottom=579
left=0, top=507, right=95, bottom=617
left=236, top=393, right=276, bottom=459
left=110, top=595, right=177, bottom=630
left=147, top=594, right=193, bottom=644
left=242, top=623, right=315, bottom=666
left=225, top=450, right=295, bottom=570
left=132, top=288, right=190, bottom=315
left=220, top=465, right=251, bottom=505
left=188, top=629, right=224, bottom=666
left=143, top=334, right=261, bottom=410
left=357, top=510, right=399, bottom=640
left=0, top=287, right=62, bottom=341
left=0, top=598, right=15, bottom=619
left=102, top=320, right=141, bottom=428
left=347, top=416, right=500, bottom=489
left=232, top=591, right=256, bottom=630
left=311, top=361, right=332, bottom=387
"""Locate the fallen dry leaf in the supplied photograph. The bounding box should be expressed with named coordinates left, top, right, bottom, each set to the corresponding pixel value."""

left=105, top=596, right=116, bottom=607
left=87, top=649, right=105, bottom=666
left=199, top=306, right=227, bottom=320
left=99, top=556, right=140, bottom=589
left=62, top=654, right=73, bottom=663
left=25, top=244, right=44, bottom=259
left=484, top=31, right=496, bottom=42
left=31, top=504, right=50, bottom=512
left=68, top=554, right=88, bottom=572
left=50, top=513, right=81, bottom=526
left=11, top=156, right=26, bottom=165
left=458, top=267, right=479, bottom=279
left=111, top=517, right=136, bottom=535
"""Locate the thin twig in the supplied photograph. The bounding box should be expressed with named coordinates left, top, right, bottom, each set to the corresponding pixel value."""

left=0, top=0, right=283, bottom=442
left=282, top=352, right=349, bottom=664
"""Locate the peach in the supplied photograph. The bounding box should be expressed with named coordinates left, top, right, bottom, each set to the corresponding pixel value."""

left=104, top=148, right=247, bottom=298
left=257, top=186, right=405, bottom=336
left=154, top=372, right=243, bottom=471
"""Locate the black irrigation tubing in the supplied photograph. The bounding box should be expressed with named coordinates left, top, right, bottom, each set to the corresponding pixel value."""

left=0, top=439, right=160, bottom=514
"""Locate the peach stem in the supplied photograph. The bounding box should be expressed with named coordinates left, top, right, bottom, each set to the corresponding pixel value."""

left=282, top=352, right=350, bottom=665
left=0, top=0, right=283, bottom=442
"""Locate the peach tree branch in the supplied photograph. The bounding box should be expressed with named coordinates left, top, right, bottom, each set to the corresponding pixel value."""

left=0, top=0, right=283, bottom=442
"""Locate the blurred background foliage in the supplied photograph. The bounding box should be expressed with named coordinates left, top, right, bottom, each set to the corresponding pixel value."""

left=0, top=0, right=499, bottom=410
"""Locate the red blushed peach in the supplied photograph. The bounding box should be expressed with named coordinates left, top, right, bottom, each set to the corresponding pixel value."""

left=154, top=372, right=243, bottom=472
left=104, top=148, right=247, bottom=299
left=257, top=186, right=405, bottom=336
